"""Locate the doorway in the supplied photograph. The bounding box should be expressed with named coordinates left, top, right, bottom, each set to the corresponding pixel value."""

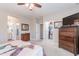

left=40, top=24, right=43, bottom=39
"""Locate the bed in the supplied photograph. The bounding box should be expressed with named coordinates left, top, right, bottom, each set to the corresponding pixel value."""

left=0, top=40, right=45, bottom=56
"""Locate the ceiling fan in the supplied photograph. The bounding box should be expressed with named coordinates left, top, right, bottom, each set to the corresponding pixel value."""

left=17, top=3, right=42, bottom=11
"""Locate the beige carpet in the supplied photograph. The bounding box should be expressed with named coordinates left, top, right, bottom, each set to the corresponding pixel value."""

left=31, top=40, right=74, bottom=56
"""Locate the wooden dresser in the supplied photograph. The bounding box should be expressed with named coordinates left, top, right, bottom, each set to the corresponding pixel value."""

left=59, top=26, right=79, bottom=55
left=21, top=33, right=30, bottom=41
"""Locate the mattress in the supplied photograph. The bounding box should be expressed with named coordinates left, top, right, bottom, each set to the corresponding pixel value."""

left=0, top=40, right=44, bottom=56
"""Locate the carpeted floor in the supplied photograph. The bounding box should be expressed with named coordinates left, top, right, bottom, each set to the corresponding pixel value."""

left=31, top=40, right=74, bottom=56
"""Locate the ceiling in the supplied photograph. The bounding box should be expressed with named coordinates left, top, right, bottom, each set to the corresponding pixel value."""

left=0, top=3, right=78, bottom=19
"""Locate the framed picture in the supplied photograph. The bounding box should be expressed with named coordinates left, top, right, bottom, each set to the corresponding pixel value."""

left=21, top=24, right=29, bottom=31
left=54, top=21, right=62, bottom=29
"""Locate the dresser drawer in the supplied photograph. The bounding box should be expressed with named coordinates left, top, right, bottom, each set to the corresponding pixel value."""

left=60, top=27, right=76, bottom=32
left=59, top=40, right=74, bottom=53
left=59, top=36, right=74, bottom=43
left=59, top=40, right=74, bottom=48
left=59, top=32, right=76, bottom=37
left=59, top=42, right=74, bottom=53
left=66, top=28, right=76, bottom=32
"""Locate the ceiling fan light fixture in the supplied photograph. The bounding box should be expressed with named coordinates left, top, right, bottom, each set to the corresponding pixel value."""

left=17, top=3, right=42, bottom=11
left=25, top=3, right=30, bottom=7
left=29, top=4, right=34, bottom=10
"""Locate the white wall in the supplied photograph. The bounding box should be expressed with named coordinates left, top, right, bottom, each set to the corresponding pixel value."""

left=28, top=17, right=36, bottom=40
left=29, top=16, right=43, bottom=40
left=35, top=17, right=41, bottom=40
left=43, top=7, right=79, bottom=45
left=0, top=11, right=8, bottom=43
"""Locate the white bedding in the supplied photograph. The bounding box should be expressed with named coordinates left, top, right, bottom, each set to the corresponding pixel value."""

left=0, top=45, right=16, bottom=55
left=0, top=40, right=44, bottom=56
left=8, top=40, right=32, bottom=47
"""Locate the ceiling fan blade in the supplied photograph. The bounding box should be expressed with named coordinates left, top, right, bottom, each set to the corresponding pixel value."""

left=17, top=3, right=25, bottom=5
left=33, top=3, right=42, bottom=8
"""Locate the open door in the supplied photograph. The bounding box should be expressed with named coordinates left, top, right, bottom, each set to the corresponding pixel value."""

left=40, top=24, right=43, bottom=39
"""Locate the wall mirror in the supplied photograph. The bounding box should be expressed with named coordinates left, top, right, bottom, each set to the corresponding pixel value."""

left=21, top=24, right=29, bottom=31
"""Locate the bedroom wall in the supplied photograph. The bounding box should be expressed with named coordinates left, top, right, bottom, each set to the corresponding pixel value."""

left=0, top=11, right=8, bottom=43
left=29, top=16, right=43, bottom=40
left=29, top=17, right=40, bottom=40
left=43, top=6, right=79, bottom=45
left=28, top=17, right=36, bottom=40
